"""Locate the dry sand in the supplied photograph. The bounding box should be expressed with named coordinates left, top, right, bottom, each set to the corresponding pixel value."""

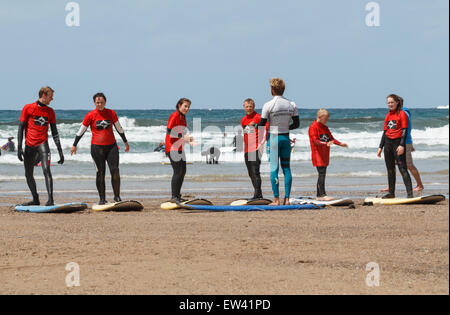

left=0, top=194, right=448, bottom=295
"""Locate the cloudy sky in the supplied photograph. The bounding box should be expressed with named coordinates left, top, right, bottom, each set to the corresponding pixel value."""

left=0, top=0, right=448, bottom=109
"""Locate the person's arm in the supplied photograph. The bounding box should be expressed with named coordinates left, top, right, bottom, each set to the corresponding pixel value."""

left=378, top=130, right=386, bottom=149
left=17, top=122, right=25, bottom=161
left=113, top=121, right=129, bottom=152
left=289, top=116, right=300, bottom=130
left=50, top=123, right=64, bottom=164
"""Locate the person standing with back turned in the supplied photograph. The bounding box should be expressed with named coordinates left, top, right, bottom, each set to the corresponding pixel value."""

left=17, top=86, right=65, bottom=206
left=257, top=78, right=300, bottom=205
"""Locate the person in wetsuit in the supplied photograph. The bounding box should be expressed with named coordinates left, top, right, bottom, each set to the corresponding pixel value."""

left=257, top=78, right=300, bottom=206
left=380, top=104, right=424, bottom=193
left=377, top=94, right=413, bottom=199
left=17, top=86, right=64, bottom=206
left=308, top=109, right=348, bottom=201
left=165, top=98, right=195, bottom=203
left=241, top=98, right=264, bottom=200
left=71, top=93, right=129, bottom=205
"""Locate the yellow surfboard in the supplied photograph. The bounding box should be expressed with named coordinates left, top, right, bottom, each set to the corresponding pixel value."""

left=92, top=200, right=144, bottom=212
left=160, top=198, right=213, bottom=210
left=364, top=195, right=445, bottom=205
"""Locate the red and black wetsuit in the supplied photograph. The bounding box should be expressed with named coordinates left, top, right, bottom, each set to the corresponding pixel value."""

left=379, top=109, right=413, bottom=198
left=73, top=108, right=128, bottom=204
left=165, top=111, right=187, bottom=200
left=241, top=112, right=264, bottom=199
left=17, top=101, right=64, bottom=206
left=308, top=120, right=342, bottom=197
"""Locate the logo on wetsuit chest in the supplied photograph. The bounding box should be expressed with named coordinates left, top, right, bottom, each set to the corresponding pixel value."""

left=387, top=120, right=397, bottom=129
left=96, top=120, right=111, bottom=130
left=34, top=116, right=49, bottom=126
left=320, top=134, right=330, bottom=142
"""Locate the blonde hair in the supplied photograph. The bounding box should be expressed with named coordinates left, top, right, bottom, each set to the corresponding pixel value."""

left=270, top=78, right=285, bottom=96
left=317, top=108, right=329, bottom=118
left=38, top=86, right=54, bottom=98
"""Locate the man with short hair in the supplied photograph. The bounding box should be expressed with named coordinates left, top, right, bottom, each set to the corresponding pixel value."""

left=258, top=78, right=300, bottom=205
left=241, top=98, right=264, bottom=200
left=17, top=86, right=64, bottom=206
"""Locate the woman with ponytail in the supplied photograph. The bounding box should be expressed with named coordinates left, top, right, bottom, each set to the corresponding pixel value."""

left=165, top=98, right=194, bottom=203
left=377, top=94, right=413, bottom=198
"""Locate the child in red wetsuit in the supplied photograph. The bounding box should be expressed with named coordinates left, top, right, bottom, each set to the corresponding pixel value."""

left=308, top=109, right=347, bottom=201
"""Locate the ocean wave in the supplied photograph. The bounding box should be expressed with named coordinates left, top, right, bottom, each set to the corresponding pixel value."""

left=437, top=105, right=449, bottom=109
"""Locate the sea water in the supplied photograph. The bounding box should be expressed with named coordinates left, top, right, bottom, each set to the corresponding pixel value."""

left=0, top=108, right=448, bottom=199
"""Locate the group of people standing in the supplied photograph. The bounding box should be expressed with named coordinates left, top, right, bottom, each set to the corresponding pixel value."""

left=16, top=80, right=424, bottom=207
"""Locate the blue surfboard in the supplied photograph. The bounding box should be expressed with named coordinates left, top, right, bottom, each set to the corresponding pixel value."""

left=15, top=203, right=88, bottom=213
left=182, top=204, right=324, bottom=212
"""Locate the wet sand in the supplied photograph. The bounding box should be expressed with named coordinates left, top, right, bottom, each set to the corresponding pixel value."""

left=0, top=194, right=448, bottom=295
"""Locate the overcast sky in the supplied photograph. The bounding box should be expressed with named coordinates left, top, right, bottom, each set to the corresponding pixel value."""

left=0, top=0, right=448, bottom=109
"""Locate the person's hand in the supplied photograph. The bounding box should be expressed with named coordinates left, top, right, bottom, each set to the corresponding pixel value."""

left=57, top=150, right=65, bottom=165
left=397, top=145, right=405, bottom=156
left=125, top=142, right=130, bottom=152
left=17, top=147, right=24, bottom=161
left=341, top=143, right=348, bottom=148
left=70, top=146, right=77, bottom=155
left=327, top=141, right=333, bottom=147
left=377, top=148, right=382, bottom=158
left=411, top=146, right=415, bottom=152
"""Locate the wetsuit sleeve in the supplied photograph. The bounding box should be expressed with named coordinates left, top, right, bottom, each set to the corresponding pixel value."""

left=399, top=128, right=408, bottom=147
left=330, top=135, right=342, bottom=145
left=50, top=123, right=63, bottom=152
left=17, top=122, right=25, bottom=149
left=289, top=116, right=300, bottom=130
left=73, top=124, right=88, bottom=147
left=379, top=130, right=387, bottom=149
left=113, top=121, right=128, bottom=143
left=257, top=118, right=268, bottom=128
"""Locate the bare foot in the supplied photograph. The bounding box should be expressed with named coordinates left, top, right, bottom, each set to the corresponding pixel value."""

left=380, top=187, right=389, bottom=192
left=283, top=198, right=290, bottom=205
left=269, top=197, right=280, bottom=206
left=414, top=186, right=424, bottom=192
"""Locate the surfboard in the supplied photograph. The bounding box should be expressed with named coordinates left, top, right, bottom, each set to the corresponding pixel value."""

left=290, top=197, right=354, bottom=207
left=181, top=204, right=324, bottom=212
left=161, top=162, right=193, bottom=165
left=364, top=194, right=445, bottom=205
left=92, top=200, right=144, bottom=212
left=15, top=202, right=88, bottom=213
left=230, top=198, right=273, bottom=206
left=160, top=198, right=213, bottom=210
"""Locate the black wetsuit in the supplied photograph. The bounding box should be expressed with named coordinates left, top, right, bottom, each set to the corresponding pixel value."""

left=73, top=109, right=127, bottom=204
left=168, top=150, right=186, bottom=200
left=316, top=166, right=327, bottom=198
left=379, top=129, right=413, bottom=198
left=244, top=151, right=263, bottom=199
left=90, top=143, right=121, bottom=203
left=17, top=102, right=64, bottom=206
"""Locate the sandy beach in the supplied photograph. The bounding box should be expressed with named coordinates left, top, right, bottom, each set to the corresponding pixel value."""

left=0, top=194, right=448, bottom=295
